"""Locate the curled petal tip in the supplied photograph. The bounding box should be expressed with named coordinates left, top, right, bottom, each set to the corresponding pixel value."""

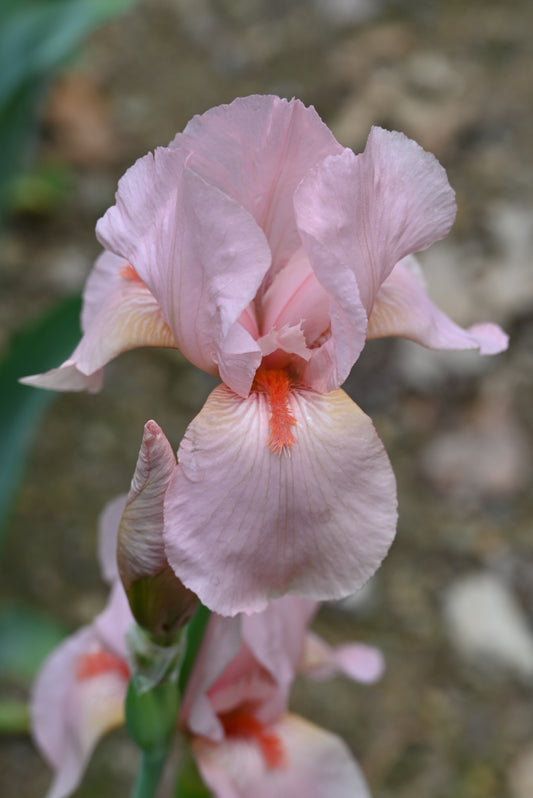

left=142, top=419, right=166, bottom=443
left=468, top=322, right=509, bottom=355
left=19, top=363, right=104, bottom=393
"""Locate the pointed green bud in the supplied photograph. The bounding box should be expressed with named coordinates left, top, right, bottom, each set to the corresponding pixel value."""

left=128, top=565, right=198, bottom=647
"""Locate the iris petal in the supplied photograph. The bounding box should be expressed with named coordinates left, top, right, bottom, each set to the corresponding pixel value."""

left=163, top=385, right=397, bottom=616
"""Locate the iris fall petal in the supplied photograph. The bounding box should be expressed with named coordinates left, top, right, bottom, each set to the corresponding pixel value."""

left=31, top=623, right=129, bottom=798
left=163, top=384, right=397, bottom=616
left=21, top=251, right=175, bottom=392
left=192, top=713, right=370, bottom=798
left=368, top=256, right=509, bottom=354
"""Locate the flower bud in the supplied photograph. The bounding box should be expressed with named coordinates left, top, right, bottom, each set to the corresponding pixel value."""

left=118, top=420, right=199, bottom=646
left=126, top=565, right=198, bottom=646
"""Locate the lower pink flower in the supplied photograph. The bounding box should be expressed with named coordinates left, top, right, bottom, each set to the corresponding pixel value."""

left=181, top=597, right=381, bottom=798
left=32, top=495, right=382, bottom=798
left=32, top=499, right=132, bottom=798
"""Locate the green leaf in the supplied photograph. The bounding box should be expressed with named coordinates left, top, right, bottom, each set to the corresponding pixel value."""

left=0, top=604, right=66, bottom=681
left=0, top=294, right=82, bottom=547
left=0, top=79, right=45, bottom=226
left=178, top=605, right=211, bottom=695
left=0, top=0, right=140, bottom=103
left=0, top=0, right=140, bottom=223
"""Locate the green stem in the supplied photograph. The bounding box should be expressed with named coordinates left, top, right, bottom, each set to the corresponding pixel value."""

left=130, top=750, right=167, bottom=798
left=178, top=604, right=210, bottom=694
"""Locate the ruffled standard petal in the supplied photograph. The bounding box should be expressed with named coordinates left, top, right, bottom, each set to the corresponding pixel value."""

left=174, top=95, right=343, bottom=277
left=260, top=248, right=330, bottom=343
left=21, top=251, right=175, bottom=392
left=31, top=626, right=129, bottom=798
left=296, top=128, right=456, bottom=314
left=291, top=213, right=368, bottom=389
left=367, top=256, right=509, bottom=354
left=259, top=246, right=336, bottom=384
left=192, top=713, right=371, bottom=798
left=97, top=149, right=272, bottom=396
left=295, top=127, right=456, bottom=382
left=164, top=385, right=397, bottom=616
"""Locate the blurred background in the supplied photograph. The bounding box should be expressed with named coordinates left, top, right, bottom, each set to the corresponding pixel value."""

left=0, top=0, right=532, bottom=796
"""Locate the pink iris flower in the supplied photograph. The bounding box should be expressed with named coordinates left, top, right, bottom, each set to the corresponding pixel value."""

left=180, top=596, right=380, bottom=798
left=23, top=95, right=508, bottom=615
left=32, top=494, right=382, bottom=798
left=31, top=497, right=132, bottom=798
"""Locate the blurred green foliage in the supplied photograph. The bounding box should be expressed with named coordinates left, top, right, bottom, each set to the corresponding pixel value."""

left=0, top=605, right=66, bottom=683
left=8, top=163, right=74, bottom=214
left=0, top=602, right=67, bottom=733
left=0, top=294, right=82, bottom=546
left=0, top=0, right=139, bottom=224
left=0, top=0, right=141, bottom=687
left=0, top=0, right=143, bottom=535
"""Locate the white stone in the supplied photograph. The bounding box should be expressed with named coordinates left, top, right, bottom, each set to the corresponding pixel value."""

left=394, top=339, right=491, bottom=391
left=443, top=572, right=533, bottom=681
left=421, top=398, right=530, bottom=499
left=509, top=745, right=533, bottom=798
left=478, top=203, right=533, bottom=322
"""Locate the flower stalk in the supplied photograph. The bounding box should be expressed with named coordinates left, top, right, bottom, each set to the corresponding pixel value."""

left=126, top=678, right=180, bottom=798
left=125, top=603, right=212, bottom=797
left=130, top=751, right=168, bottom=798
